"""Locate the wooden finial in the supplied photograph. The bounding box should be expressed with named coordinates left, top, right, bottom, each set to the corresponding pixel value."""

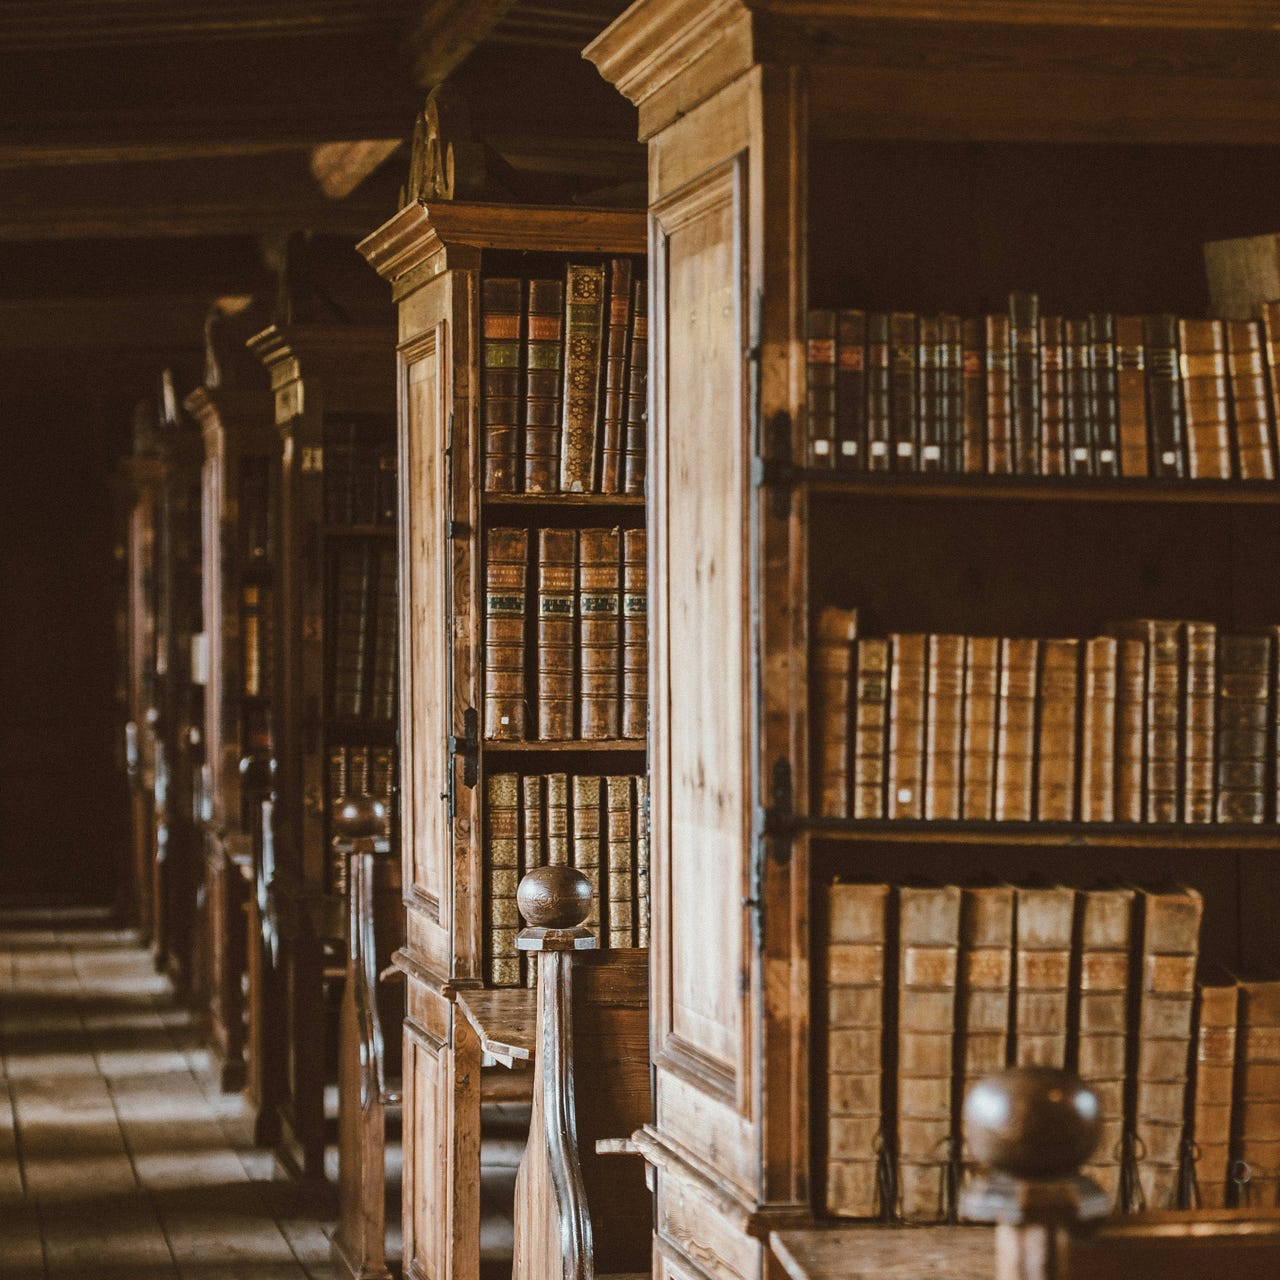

left=517, top=866, right=596, bottom=954
left=238, top=748, right=277, bottom=795
left=331, top=793, right=389, bottom=843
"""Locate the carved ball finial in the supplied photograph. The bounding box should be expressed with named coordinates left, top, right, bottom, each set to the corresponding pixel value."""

left=238, top=749, right=276, bottom=792
left=331, top=793, right=389, bottom=841
left=517, top=866, right=592, bottom=929
left=963, top=1067, right=1102, bottom=1182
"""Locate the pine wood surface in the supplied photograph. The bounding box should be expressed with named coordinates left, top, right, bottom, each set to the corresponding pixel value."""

left=772, top=1226, right=993, bottom=1280
left=456, top=988, right=537, bottom=1062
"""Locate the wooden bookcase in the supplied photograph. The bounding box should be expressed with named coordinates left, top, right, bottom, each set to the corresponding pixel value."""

left=588, top=2, right=1280, bottom=1276
left=357, top=201, right=649, bottom=1280
left=247, top=323, right=397, bottom=1178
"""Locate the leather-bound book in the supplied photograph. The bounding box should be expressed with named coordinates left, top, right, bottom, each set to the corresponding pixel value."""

left=599, top=258, right=634, bottom=494
left=807, top=308, right=838, bottom=468
left=814, top=606, right=860, bottom=818
left=1234, top=979, right=1280, bottom=1208
left=1215, top=632, right=1271, bottom=824
left=986, top=313, right=1014, bottom=475
left=634, top=775, right=649, bottom=948
left=961, top=635, right=1000, bottom=820
left=1036, top=638, right=1079, bottom=822
left=1192, top=973, right=1239, bottom=1208
left=1008, top=291, right=1041, bottom=475
left=825, top=882, right=890, bottom=1218
left=486, top=772, right=521, bottom=986
left=852, top=638, right=889, bottom=820
left=578, top=527, right=621, bottom=740
left=536, top=529, right=576, bottom=740
left=483, top=527, right=529, bottom=740
left=917, top=314, right=944, bottom=473
left=481, top=277, right=523, bottom=493
left=560, top=263, right=607, bottom=493
left=1183, top=621, right=1217, bottom=824
left=924, top=632, right=964, bottom=820
left=1261, top=300, right=1280, bottom=480
left=1089, top=313, right=1122, bottom=477
left=1013, top=885, right=1074, bottom=1068
left=961, top=316, right=986, bottom=474
left=571, top=775, right=603, bottom=941
left=1114, top=636, right=1147, bottom=823
left=523, top=278, right=565, bottom=494
left=605, top=775, right=634, bottom=948
left=522, top=774, right=544, bottom=875
left=621, top=529, right=647, bottom=741
left=1038, top=315, right=1067, bottom=477
left=994, top=636, right=1039, bottom=822
left=1144, top=314, right=1186, bottom=479
left=1064, top=316, right=1095, bottom=477
left=1132, top=886, right=1203, bottom=1210
left=623, top=278, right=648, bottom=497
left=1110, top=619, right=1181, bottom=824
left=545, top=772, right=570, bottom=866
left=887, top=632, right=928, bottom=819
left=1079, top=636, right=1118, bottom=824
left=835, top=309, right=867, bottom=470
left=941, top=314, right=965, bottom=472
left=1076, top=887, right=1135, bottom=1206
left=897, top=884, right=962, bottom=1224
left=1116, top=315, right=1151, bottom=477
left=890, top=312, right=918, bottom=472
left=242, top=583, right=265, bottom=699
left=865, top=313, right=892, bottom=472
left=1179, top=318, right=1232, bottom=480
left=1225, top=319, right=1276, bottom=481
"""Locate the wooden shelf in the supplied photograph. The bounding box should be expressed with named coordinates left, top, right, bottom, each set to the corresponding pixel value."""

left=483, top=738, right=646, bottom=755
left=482, top=493, right=645, bottom=509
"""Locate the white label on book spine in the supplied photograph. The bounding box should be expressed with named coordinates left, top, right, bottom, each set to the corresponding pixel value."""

left=896, top=787, right=913, bottom=804
left=922, top=445, right=941, bottom=461
left=1072, top=447, right=1090, bottom=462
left=896, top=443, right=914, bottom=458
left=1161, top=450, right=1177, bottom=466
left=841, top=441, right=857, bottom=457
left=1099, top=448, right=1116, bottom=463
left=813, top=439, right=831, bottom=456
left=870, top=441, right=889, bottom=457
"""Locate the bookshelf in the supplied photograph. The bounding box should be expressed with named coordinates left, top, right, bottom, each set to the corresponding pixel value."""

left=588, top=0, right=1280, bottom=1274
left=357, top=200, right=649, bottom=1280
left=247, top=323, right=396, bottom=1178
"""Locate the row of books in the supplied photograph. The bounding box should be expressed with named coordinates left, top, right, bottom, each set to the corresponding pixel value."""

left=328, top=541, right=397, bottom=724
left=325, top=745, right=395, bottom=895
left=486, top=771, right=649, bottom=987
left=815, top=608, right=1280, bottom=825
left=485, top=526, right=645, bottom=742
left=805, top=294, right=1280, bottom=481
left=824, top=880, right=1273, bottom=1223
left=240, top=582, right=274, bottom=702
left=481, top=261, right=647, bottom=497
left=323, top=415, right=396, bottom=526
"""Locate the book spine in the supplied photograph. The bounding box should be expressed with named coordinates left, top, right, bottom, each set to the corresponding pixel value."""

left=623, top=279, right=648, bottom=497
left=1036, top=638, right=1079, bottom=822
left=924, top=633, right=964, bottom=820
left=835, top=308, right=867, bottom=470
left=807, top=309, right=838, bottom=468
left=1260, top=301, right=1280, bottom=482
left=1183, top=622, right=1217, bottom=824
left=1064, top=316, right=1095, bottom=477
left=1192, top=980, right=1238, bottom=1208
left=560, top=263, right=607, bottom=493
left=634, top=776, right=649, bottom=948
left=1179, top=318, right=1232, bottom=480
left=825, top=882, right=890, bottom=1218
left=599, top=258, right=634, bottom=494
left=483, top=527, right=529, bottom=740
left=1116, top=315, right=1151, bottom=478
left=1215, top=633, right=1271, bottom=824
left=536, top=529, right=576, bottom=740
left=1089, top=313, right=1122, bottom=477
left=1234, top=980, right=1280, bottom=1208
left=887, top=633, right=928, bottom=819
left=890, top=312, right=918, bottom=472
left=917, top=314, right=943, bottom=473
left=961, top=635, right=1000, bottom=820
left=242, top=583, right=263, bottom=699
left=1079, top=636, right=1117, bottom=824
left=865, top=313, right=892, bottom=472
left=545, top=772, right=569, bottom=866
left=1225, top=318, right=1276, bottom=482
left=328, top=747, right=349, bottom=893
left=621, top=528, right=647, bottom=741
left=985, top=313, right=1014, bottom=475
left=942, top=315, right=965, bottom=473
left=1112, top=620, right=1181, bottom=823
left=605, top=775, right=634, bottom=948
left=578, top=528, right=621, bottom=740
left=523, top=278, right=566, bottom=494
left=1038, top=315, right=1066, bottom=477
left=521, top=773, right=544, bottom=988
left=852, top=638, right=889, bottom=820
left=481, top=277, right=523, bottom=493
left=1008, top=291, right=1041, bottom=476
left=486, top=772, right=521, bottom=986
left=815, top=607, right=860, bottom=818
left=1013, top=885, right=1075, bottom=1068
left=1114, top=636, right=1147, bottom=823
left=1145, top=314, right=1186, bottom=479
left=994, top=636, right=1039, bottom=822
left=571, top=775, right=603, bottom=941
left=961, top=316, right=986, bottom=474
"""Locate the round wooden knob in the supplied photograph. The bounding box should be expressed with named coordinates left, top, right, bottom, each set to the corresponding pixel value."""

left=331, top=793, right=388, bottom=840
left=517, top=865, right=592, bottom=929
left=238, top=750, right=276, bottom=792
left=963, top=1067, right=1101, bottom=1181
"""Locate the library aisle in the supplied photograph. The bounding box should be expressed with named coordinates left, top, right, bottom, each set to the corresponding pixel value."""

left=0, top=908, right=341, bottom=1280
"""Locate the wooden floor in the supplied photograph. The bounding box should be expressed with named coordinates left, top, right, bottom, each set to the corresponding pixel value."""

left=0, top=908, right=342, bottom=1280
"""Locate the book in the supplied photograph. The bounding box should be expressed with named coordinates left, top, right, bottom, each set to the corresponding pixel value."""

left=917, top=314, right=944, bottom=473
left=599, top=258, right=634, bottom=493
left=241, top=583, right=265, bottom=699
left=1225, top=318, right=1275, bottom=481
left=523, top=278, right=565, bottom=494
left=1262, top=301, right=1280, bottom=481
left=1064, top=316, right=1094, bottom=477
left=1114, top=636, right=1147, bottom=824
left=523, top=773, right=544, bottom=986
left=1111, top=619, right=1181, bottom=824
left=825, top=882, right=890, bottom=1219
left=486, top=772, right=521, bottom=986
left=560, top=263, right=607, bottom=493
left=634, top=775, right=649, bottom=948
left=1035, top=638, right=1079, bottom=822
left=960, top=636, right=999, bottom=821
left=1191, top=974, right=1239, bottom=1208
left=1115, top=315, right=1151, bottom=478
left=1234, top=979, right=1280, bottom=1208
left=852, top=638, right=889, bottom=820
left=897, top=884, right=962, bottom=1224
left=536, top=529, right=576, bottom=740
left=1038, top=314, right=1066, bottom=477
left=1179, top=318, right=1231, bottom=481
left=621, top=529, right=647, bottom=740
left=546, top=772, right=570, bottom=866
left=605, top=776, right=634, bottom=948
left=807, top=309, right=838, bottom=468
left=865, top=313, right=892, bottom=472
left=1013, top=885, right=1074, bottom=1068
left=1182, top=621, right=1217, bottom=824
left=985, top=313, right=1014, bottom=475
left=1008, top=291, right=1040, bottom=476
left=960, top=316, right=985, bottom=474
left=887, top=633, right=927, bottom=819
left=571, top=775, right=603, bottom=941
left=1088, top=313, right=1122, bottom=477
left=579, top=528, right=621, bottom=740
left=483, top=527, right=529, bottom=740
left=481, top=277, right=523, bottom=493
left=815, top=607, right=859, bottom=818
left=1215, top=633, right=1271, bottom=823
left=923, top=633, right=964, bottom=820
left=835, top=309, right=867, bottom=469
left=993, top=636, right=1039, bottom=822
left=941, top=315, right=964, bottom=473
left=1144, top=314, right=1185, bottom=479
left=890, top=312, right=918, bottom=471
left=623, top=278, right=648, bottom=497
left=1078, top=636, right=1117, bottom=824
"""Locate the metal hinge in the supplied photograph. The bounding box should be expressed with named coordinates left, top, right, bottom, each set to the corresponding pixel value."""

left=745, top=758, right=795, bottom=953
left=447, top=706, right=479, bottom=803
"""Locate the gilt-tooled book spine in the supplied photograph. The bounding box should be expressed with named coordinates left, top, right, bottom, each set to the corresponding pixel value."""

left=890, top=312, right=918, bottom=472
left=1013, top=885, right=1074, bottom=1068
left=961, top=317, right=986, bottom=474
left=523, top=278, right=565, bottom=494
left=994, top=636, right=1039, bottom=822
left=1233, top=979, right=1280, bottom=1208
left=825, top=882, right=890, bottom=1219
left=1144, top=314, right=1186, bottom=479
left=536, top=529, right=576, bottom=740
left=546, top=772, right=570, bottom=866
left=1116, top=315, right=1151, bottom=478
left=560, top=263, right=607, bottom=493
left=852, top=638, right=889, bottom=820
left=961, top=635, right=1000, bottom=821
left=1179, top=318, right=1231, bottom=481
left=1192, top=976, right=1238, bottom=1208
left=1111, top=619, right=1181, bottom=824
left=985, top=313, right=1014, bottom=475
left=571, top=775, right=602, bottom=941
left=1077, top=887, right=1135, bottom=1206
left=1215, top=633, right=1271, bottom=824
left=605, top=775, right=634, bottom=948
left=917, top=314, right=944, bottom=473
left=634, top=775, right=649, bottom=948
left=815, top=607, right=860, bottom=818
left=1079, top=636, right=1117, bottom=824
left=599, top=258, right=634, bottom=494
left=486, top=772, right=521, bottom=987
left=1009, top=291, right=1041, bottom=476
left=1183, top=622, right=1217, bottom=824
left=483, top=527, right=529, bottom=740
left=1036, top=639, right=1079, bottom=822
left=623, top=279, right=648, bottom=497
left=835, top=308, right=866, bottom=470
left=1260, top=301, right=1280, bottom=482
left=887, top=633, right=928, bottom=819
left=897, top=884, right=962, bottom=1224
left=1225, top=319, right=1276, bottom=481
left=942, top=315, right=964, bottom=473
left=1089, top=313, right=1122, bottom=477
left=1114, top=637, right=1147, bottom=824
left=522, top=775, right=544, bottom=984
left=1038, top=315, right=1066, bottom=477
left=481, top=277, right=523, bottom=494
left=242, top=583, right=264, bottom=699
left=1132, top=887, right=1202, bottom=1211
left=328, top=747, right=350, bottom=895
left=807, top=309, right=838, bottom=468
left=865, top=313, right=892, bottom=472
left=621, top=528, right=647, bottom=741
left=578, top=527, right=621, bottom=740
left=924, top=633, right=964, bottom=820
left=1064, top=316, right=1095, bottom=478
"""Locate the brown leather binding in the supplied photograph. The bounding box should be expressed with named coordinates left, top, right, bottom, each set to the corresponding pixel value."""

left=578, top=527, right=621, bottom=740
left=482, top=276, right=523, bottom=493
left=523, top=277, right=566, bottom=494
left=484, top=526, right=529, bottom=740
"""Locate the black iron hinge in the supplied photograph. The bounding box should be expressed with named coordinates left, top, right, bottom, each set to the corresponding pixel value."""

left=745, top=758, right=795, bottom=954
left=447, top=706, right=479, bottom=800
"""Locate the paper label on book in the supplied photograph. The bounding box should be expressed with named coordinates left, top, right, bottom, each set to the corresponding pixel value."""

left=896, top=786, right=914, bottom=804
left=841, top=441, right=857, bottom=457
left=870, top=441, right=889, bottom=457
left=838, top=348, right=864, bottom=371
left=1161, top=450, right=1177, bottom=466
left=581, top=593, right=619, bottom=616
left=1072, top=447, right=1090, bottom=463
left=813, top=439, right=832, bottom=456
left=1147, top=952, right=1196, bottom=993
left=1099, top=448, right=1116, bottom=464
left=922, top=445, right=941, bottom=461
left=902, top=946, right=957, bottom=988
left=808, top=339, right=836, bottom=362
left=1199, top=1026, right=1237, bottom=1060
left=896, top=443, right=914, bottom=458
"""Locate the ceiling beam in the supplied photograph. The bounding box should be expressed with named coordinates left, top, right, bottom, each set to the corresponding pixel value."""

left=309, top=140, right=404, bottom=199
left=407, top=0, right=522, bottom=86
